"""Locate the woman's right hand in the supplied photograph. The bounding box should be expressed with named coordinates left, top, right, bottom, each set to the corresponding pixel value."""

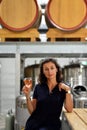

left=22, top=78, right=32, bottom=98
left=22, top=79, right=35, bottom=114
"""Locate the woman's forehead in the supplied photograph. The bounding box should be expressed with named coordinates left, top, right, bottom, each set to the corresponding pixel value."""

left=43, top=61, right=56, bottom=67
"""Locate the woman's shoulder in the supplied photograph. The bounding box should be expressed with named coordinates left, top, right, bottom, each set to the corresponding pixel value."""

left=35, top=83, right=46, bottom=88
left=59, top=81, right=70, bottom=86
left=33, top=83, right=47, bottom=94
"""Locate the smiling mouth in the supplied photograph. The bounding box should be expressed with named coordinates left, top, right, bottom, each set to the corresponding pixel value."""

left=48, top=75, right=54, bottom=77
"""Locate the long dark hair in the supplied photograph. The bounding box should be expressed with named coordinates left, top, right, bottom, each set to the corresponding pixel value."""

left=38, top=58, right=63, bottom=84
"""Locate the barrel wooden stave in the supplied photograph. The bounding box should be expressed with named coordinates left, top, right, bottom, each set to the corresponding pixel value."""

left=0, top=0, right=42, bottom=31
left=45, top=0, right=87, bottom=31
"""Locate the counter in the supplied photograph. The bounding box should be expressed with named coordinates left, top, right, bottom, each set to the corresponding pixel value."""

left=62, top=108, right=87, bottom=130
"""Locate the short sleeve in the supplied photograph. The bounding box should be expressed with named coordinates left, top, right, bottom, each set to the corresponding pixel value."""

left=33, top=85, right=38, bottom=99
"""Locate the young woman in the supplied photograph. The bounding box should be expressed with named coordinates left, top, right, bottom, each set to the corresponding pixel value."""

left=22, top=58, right=73, bottom=130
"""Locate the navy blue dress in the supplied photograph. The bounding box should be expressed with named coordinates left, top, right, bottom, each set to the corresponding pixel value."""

left=25, top=83, right=66, bottom=130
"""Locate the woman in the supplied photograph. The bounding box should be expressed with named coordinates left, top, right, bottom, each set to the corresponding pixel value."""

left=22, top=58, right=73, bottom=130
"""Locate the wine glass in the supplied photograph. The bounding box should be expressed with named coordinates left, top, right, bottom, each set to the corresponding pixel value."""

left=23, top=77, right=32, bottom=86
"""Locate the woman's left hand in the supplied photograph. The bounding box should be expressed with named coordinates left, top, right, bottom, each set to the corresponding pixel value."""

left=59, top=83, right=70, bottom=92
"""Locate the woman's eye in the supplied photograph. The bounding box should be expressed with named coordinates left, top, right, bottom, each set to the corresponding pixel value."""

left=51, top=67, right=54, bottom=70
left=45, top=68, right=49, bottom=71
left=44, top=67, right=54, bottom=71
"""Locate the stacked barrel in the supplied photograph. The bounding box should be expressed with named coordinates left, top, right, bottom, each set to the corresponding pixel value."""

left=0, top=0, right=42, bottom=31
left=45, top=0, right=87, bottom=31
left=0, top=0, right=87, bottom=41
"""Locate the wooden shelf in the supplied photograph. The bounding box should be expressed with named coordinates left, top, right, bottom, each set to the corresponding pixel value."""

left=46, top=28, right=87, bottom=42
left=0, top=28, right=40, bottom=42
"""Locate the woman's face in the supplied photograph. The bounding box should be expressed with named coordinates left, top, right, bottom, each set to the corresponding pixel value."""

left=43, top=61, right=58, bottom=80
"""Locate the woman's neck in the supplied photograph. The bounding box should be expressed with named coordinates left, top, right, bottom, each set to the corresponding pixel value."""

left=47, top=79, right=58, bottom=92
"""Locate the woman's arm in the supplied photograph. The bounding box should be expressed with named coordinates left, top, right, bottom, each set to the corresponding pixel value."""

left=26, top=97, right=37, bottom=114
left=64, top=92, right=73, bottom=112
left=59, top=83, right=73, bottom=112
left=22, top=85, right=37, bottom=114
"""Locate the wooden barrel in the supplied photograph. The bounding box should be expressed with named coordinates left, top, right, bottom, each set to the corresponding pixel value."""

left=0, top=0, right=42, bottom=31
left=45, top=0, right=87, bottom=31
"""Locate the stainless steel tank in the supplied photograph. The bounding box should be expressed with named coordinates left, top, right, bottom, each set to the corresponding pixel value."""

left=5, top=109, right=14, bottom=130
left=15, top=93, right=30, bottom=130
left=72, top=85, right=87, bottom=108
left=63, top=63, right=87, bottom=88
left=73, top=96, right=87, bottom=108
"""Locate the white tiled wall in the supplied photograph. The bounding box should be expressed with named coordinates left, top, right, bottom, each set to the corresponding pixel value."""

left=0, top=58, right=15, bottom=114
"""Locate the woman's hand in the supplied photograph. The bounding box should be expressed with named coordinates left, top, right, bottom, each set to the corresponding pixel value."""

left=22, top=79, right=36, bottom=114
left=22, top=78, right=32, bottom=98
left=59, top=82, right=73, bottom=112
left=59, top=82, right=71, bottom=92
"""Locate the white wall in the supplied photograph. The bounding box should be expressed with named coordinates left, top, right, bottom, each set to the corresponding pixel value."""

left=0, top=58, right=15, bottom=114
